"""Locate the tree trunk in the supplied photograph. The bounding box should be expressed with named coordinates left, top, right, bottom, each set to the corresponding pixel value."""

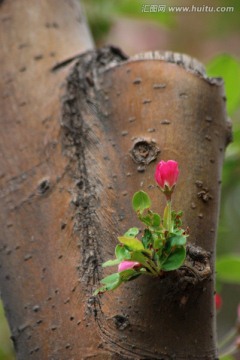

left=0, top=1, right=231, bottom=359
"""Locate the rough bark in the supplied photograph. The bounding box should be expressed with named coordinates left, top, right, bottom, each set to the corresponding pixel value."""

left=0, top=1, right=231, bottom=360
left=0, top=0, right=94, bottom=359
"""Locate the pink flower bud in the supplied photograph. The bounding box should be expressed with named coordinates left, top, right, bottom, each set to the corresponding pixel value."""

left=118, top=261, right=140, bottom=272
left=155, top=160, right=179, bottom=197
left=214, top=293, right=222, bottom=311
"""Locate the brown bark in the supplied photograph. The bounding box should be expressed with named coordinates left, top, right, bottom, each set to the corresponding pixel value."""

left=0, top=1, right=231, bottom=360
left=0, top=0, right=94, bottom=359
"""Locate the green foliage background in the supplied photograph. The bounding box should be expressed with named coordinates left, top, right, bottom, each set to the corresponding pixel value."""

left=1, top=1, right=240, bottom=359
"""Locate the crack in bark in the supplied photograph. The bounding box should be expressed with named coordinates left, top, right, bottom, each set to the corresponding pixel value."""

left=61, top=47, right=128, bottom=288
left=51, top=54, right=83, bottom=72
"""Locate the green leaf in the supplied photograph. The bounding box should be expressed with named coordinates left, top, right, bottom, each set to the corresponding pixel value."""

left=152, top=213, right=161, bottom=227
left=168, top=234, right=187, bottom=247
left=172, top=228, right=184, bottom=236
left=156, top=247, right=163, bottom=260
left=161, top=247, right=186, bottom=271
left=124, top=227, right=139, bottom=237
left=132, top=191, right=151, bottom=213
left=100, top=272, right=120, bottom=285
left=139, top=211, right=161, bottom=228
left=216, top=256, right=240, bottom=284
left=171, top=210, right=183, bottom=227
left=93, top=285, right=108, bottom=296
left=139, top=214, right=152, bottom=226
left=118, top=236, right=144, bottom=251
left=94, top=272, right=122, bottom=295
left=97, top=269, right=141, bottom=291
left=115, top=244, right=131, bottom=260
left=119, top=269, right=140, bottom=281
left=142, top=229, right=153, bottom=248
left=159, top=236, right=172, bottom=263
left=154, top=239, right=163, bottom=252
left=101, top=274, right=122, bottom=290
left=206, top=54, right=240, bottom=115
left=102, top=259, right=121, bottom=267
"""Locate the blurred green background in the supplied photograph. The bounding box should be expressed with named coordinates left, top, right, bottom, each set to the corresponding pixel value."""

left=1, top=0, right=240, bottom=359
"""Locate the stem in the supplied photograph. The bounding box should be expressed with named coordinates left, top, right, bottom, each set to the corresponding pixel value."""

left=141, top=269, right=157, bottom=277
left=146, top=261, right=159, bottom=276
left=167, top=200, right=172, bottom=232
left=148, top=258, right=160, bottom=274
left=163, top=200, right=172, bottom=232
left=218, top=327, right=237, bottom=349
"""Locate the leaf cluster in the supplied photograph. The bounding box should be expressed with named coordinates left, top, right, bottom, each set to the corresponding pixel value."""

left=94, top=191, right=188, bottom=295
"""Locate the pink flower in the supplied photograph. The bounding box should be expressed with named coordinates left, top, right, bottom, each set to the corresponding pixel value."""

left=155, top=160, right=179, bottom=198
left=214, top=293, right=222, bottom=311
left=118, top=261, right=140, bottom=272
